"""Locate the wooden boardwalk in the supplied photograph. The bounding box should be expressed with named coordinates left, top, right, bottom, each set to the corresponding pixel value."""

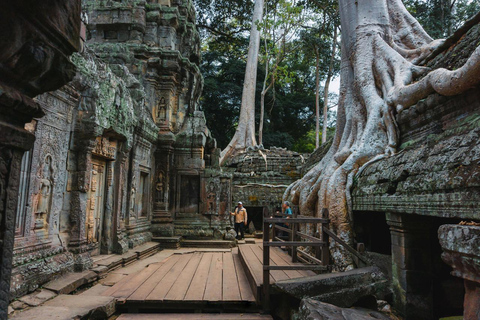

left=238, top=244, right=316, bottom=302
left=103, top=243, right=316, bottom=313
left=103, top=250, right=256, bottom=312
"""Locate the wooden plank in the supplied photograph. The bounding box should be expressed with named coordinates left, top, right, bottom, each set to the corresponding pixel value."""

left=264, top=241, right=325, bottom=247
left=240, top=245, right=265, bottom=285
left=232, top=251, right=255, bottom=302
left=108, top=262, right=164, bottom=298
left=117, top=314, right=273, bottom=319
left=102, top=269, right=137, bottom=297
left=269, top=247, right=303, bottom=279
left=184, top=252, right=214, bottom=301
left=222, top=252, right=241, bottom=301
left=128, top=254, right=181, bottom=301
left=250, top=244, right=288, bottom=283
left=203, top=252, right=223, bottom=301
left=265, top=265, right=327, bottom=271
left=164, top=252, right=203, bottom=301
left=146, top=253, right=194, bottom=301
left=271, top=247, right=315, bottom=277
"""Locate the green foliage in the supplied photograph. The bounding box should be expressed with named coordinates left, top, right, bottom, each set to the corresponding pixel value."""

left=196, top=0, right=340, bottom=153
left=293, top=127, right=335, bottom=153
left=403, top=0, right=480, bottom=38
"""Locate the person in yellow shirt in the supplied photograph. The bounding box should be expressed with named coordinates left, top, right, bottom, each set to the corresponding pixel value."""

left=231, top=201, right=248, bottom=240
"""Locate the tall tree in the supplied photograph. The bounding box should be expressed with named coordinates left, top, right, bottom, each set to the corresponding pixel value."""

left=322, top=24, right=338, bottom=145
left=258, top=0, right=303, bottom=146
left=220, top=0, right=264, bottom=164
left=285, top=0, right=480, bottom=269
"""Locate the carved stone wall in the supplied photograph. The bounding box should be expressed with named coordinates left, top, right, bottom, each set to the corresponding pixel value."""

left=83, top=0, right=220, bottom=240
left=0, top=1, right=81, bottom=317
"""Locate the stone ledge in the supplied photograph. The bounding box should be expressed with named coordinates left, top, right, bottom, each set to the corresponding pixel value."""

left=43, top=270, right=97, bottom=295
left=152, top=236, right=182, bottom=249
left=10, top=295, right=115, bottom=320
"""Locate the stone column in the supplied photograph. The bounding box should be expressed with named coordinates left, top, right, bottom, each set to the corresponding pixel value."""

left=386, top=212, right=433, bottom=320
left=151, top=132, right=176, bottom=237
left=439, top=224, right=480, bottom=319
left=68, top=140, right=95, bottom=271
left=0, top=2, right=81, bottom=317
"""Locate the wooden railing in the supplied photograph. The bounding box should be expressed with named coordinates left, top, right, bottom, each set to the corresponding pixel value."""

left=262, top=208, right=368, bottom=311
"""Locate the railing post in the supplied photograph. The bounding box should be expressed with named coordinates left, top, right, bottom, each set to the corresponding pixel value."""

left=321, top=208, right=330, bottom=266
left=263, top=219, right=270, bottom=312
left=291, top=210, right=298, bottom=262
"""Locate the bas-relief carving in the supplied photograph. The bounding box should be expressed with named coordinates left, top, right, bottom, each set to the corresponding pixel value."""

left=93, top=137, right=117, bottom=160
left=202, top=177, right=231, bottom=216
left=156, top=170, right=165, bottom=203
left=130, top=178, right=137, bottom=219
left=33, top=155, right=55, bottom=232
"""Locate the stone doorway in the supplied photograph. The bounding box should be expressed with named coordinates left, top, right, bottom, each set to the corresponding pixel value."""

left=87, top=158, right=107, bottom=255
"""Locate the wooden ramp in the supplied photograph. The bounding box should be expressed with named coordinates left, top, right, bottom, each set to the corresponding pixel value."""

left=103, top=251, right=256, bottom=312
left=238, top=244, right=316, bottom=303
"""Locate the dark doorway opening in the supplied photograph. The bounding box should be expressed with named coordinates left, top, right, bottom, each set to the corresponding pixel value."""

left=354, top=211, right=391, bottom=255
left=245, top=206, right=264, bottom=232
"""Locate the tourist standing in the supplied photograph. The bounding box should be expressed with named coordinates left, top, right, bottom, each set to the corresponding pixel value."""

left=231, top=201, right=248, bottom=240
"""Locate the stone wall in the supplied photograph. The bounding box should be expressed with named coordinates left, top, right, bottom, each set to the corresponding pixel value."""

left=224, top=147, right=307, bottom=230
left=0, top=1, right=81, bottom=316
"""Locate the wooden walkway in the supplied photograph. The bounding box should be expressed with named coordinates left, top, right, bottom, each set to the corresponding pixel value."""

left=238, top=244, right=316, bottom=302
left=103, top=243, right=317, bottom=313
left=103, top=250, right=256, bottom=312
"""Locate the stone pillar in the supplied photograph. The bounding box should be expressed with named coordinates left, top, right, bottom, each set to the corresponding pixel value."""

left=68, top=139, right=95, bottom=270
left=113, top=150, right=129, bottom=254
left=0, top=2, right=81, bottom=317
left=439, top=224, right=480, bottom=319
left=151, top=132, right=176, bottom=237
left=386, top=212, right=433, bottom=320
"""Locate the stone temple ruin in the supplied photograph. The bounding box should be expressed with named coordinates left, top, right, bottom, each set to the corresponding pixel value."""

left=1, top=1, right=480, bottom=320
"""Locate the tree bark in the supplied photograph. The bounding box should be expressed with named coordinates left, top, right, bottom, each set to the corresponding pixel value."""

left=315, top=47, right=320, bottom=149
left=322, top=25, right=338, bottom=145
left=285, top=0, right=480, bottom=270
left=220, top=0, right=263, bottom=164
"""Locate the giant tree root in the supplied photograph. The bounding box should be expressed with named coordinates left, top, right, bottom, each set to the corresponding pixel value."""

left=285, top=0, right=480, bottom=271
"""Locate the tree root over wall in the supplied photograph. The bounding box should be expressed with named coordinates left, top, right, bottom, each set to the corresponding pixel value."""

left=284, top=0, right=480, bottom=270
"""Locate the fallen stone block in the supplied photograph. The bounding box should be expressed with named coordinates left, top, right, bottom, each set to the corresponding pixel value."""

left=274, top=266, right=390, bottom=308
left=293, top=298, right=393, bottom=320
left=43, top=270, right=98, bottom=294
left=10, top=295, right=115, bottom=320
left=18, top=289, right=57, bottom=307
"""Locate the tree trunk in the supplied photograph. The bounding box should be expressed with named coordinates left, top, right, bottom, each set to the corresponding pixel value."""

left=220, top=0, right=264, bottom=164
left=285, top=0, right=480, bottom=270
left=322, top=26, right=338, bottom=145
left=259, top=89, right=265, bottom=146
left=315, top=47, right=320, bottom=149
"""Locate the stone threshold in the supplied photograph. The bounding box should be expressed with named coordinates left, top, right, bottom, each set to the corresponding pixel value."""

left=8, top=242, right=161, bottom=318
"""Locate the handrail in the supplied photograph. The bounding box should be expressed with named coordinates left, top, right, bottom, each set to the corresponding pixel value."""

left=323, top=228, right=369, bottom=264
left=262, top=208, right=368, bottom=312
